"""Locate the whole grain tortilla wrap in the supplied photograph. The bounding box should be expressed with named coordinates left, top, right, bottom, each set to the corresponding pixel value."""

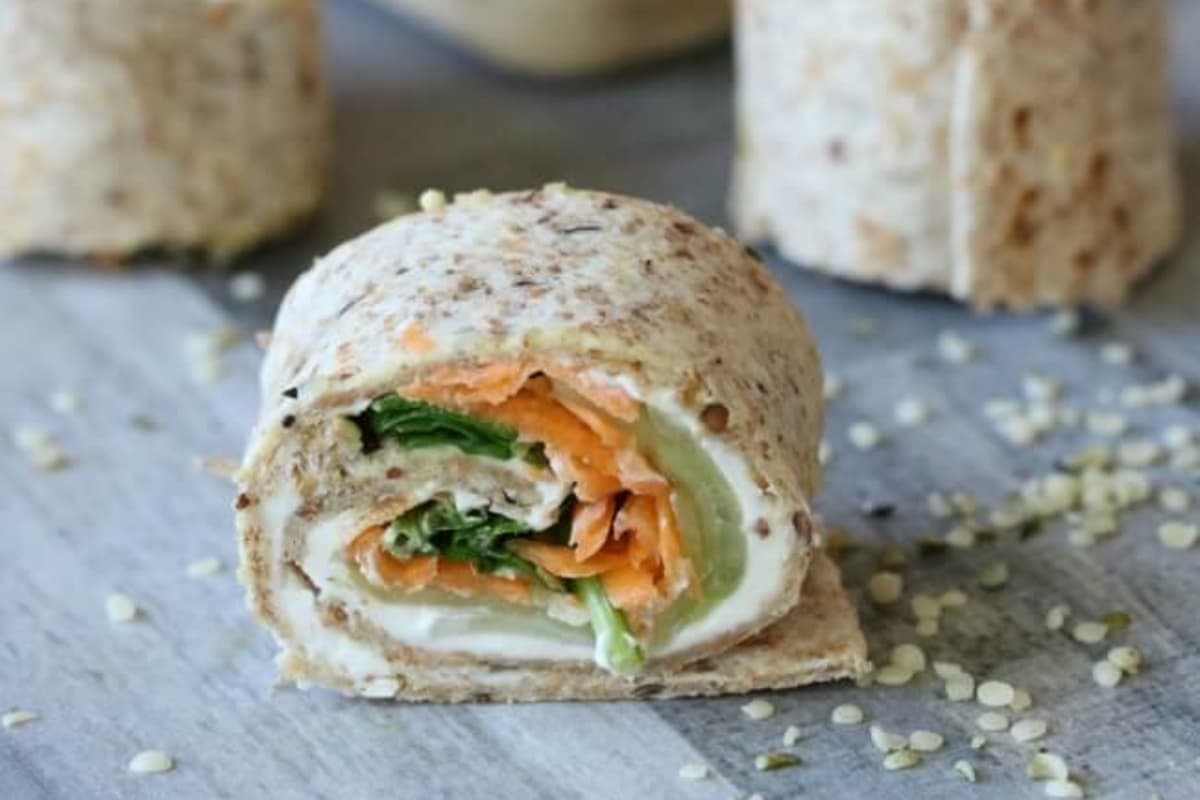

left=0, top=0, right=326, bottom=261
left=236, top=184, right=866, bottom=701
left=732, top=0, right=1182, bottom=310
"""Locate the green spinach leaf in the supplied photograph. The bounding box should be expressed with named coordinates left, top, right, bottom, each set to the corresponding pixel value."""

left=354, top=395, right=520, bottom=460
left=383, top=498, right=559, bottom=587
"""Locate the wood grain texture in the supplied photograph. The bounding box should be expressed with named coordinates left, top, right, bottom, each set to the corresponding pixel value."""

left=2, top=1, right=1199, bottom=798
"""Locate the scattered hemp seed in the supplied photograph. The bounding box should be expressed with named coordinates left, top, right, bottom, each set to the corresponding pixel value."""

left=2, top=710, right=39, bottom=729
left=927, top=492, right=955, bottom=519
left=1086, top=412, right=1127, bottom=438
left=933, top=661, right=964, bottom=679
left=977, top=681, right=1016, bottom=707
left=953, top=759, right=978, bottom=783
left=1048, top=310, right=1080, bottom=337
left=824, top=373, right=843, bottom=401
left=945, top=674, right=976, bottom=702
left=1163, top=425, right=1194, bottom=450
left=866, top=571, right=903, bottom=605
left=915, top=619, right=939, bottom=638
left=128, top=750, right=175, bottom=775
left=874, top=665, right=914, bottom=687
left=418, top=188, right=447, bottom=212
left=944, top=526, right=976, bottom=549
left=1092, top=660, right=1123, bottom=688
left=1010, top=689, right=1034, bottom=712
left=782, top=725, right=803, bottom=746
left=1159, top=487, right=1191, bottom=513
left=1117, top=440, right=1162, bottom=468
left=197, top=455, right=239, bottom=482
left=1010, top=719, right=1048, bottom=743
left=1072, top=622, right=1108, bottom=644
left=911, top=594, right=942, bottom=621
left=894, top=398, right=931, bottom=426
left=908, top=731, right=944, bottom=752
left=939, top=589, right=968, bottom=608
left=1027, top=753, right=1070, bottom=781
left=755, top=752, right=800, bottom=772
left=741, top=699, right=775, bottom=721
left=978, top=562, right=1010, bottom=590
left=1106, top=646, right=1142, bottom=674
left=1044, top=779, right=1085, bottom=798
left=105, top=593, right=139, bottom=623
left=361, top=677, right=400, bottom=699
left=938, top=331, right=977, bottom=364
left=184, top=325, right=242, bottom=383
left=970, top=735, right=988, bottom=750
left=48, top=389, right=81, bottom=414
left=818, top=440, right=834, bottom=466
left=890, top=644, right=927, bottom=673
left=1172, top=445, right=1200, bottom=470
left=1023, top=372, right=1063, bottom=402
left=228, top=271, right=265, bottom=303
left=882, top=749, right=920, bottom=771
left=976, top=712, right=1010, bottom=732
left=1100, top=342, right=1134, bottom=366
left=678, top=763, right=711, bottom=781
left=849, top=317, right=880, bottom=338
left=12, top=426, right=71, bottom=471
left=869, top=725, right=907, bottom=753
left=848, top=421, right=883, bottom=451
left=831, top=704, right=864, bottom=725
left=186, top=558, right=222, bottom=579
left=1121, top=374, right=1188, bottom=408
left=1157, top=521, right=1198, bottom=550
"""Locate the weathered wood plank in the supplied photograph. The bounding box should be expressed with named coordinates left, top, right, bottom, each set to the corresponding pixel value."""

left=3, top=0, right=1200, bottom=798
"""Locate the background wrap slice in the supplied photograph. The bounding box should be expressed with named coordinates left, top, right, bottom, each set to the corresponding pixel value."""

left=236, top=185, right=866, bottom=701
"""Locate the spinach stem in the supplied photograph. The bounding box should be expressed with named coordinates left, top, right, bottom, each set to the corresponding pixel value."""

left=575, top=576, right=645, bottom=675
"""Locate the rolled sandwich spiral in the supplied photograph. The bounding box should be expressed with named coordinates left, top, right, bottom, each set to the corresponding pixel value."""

left=236, top=185, right=866, bottom=701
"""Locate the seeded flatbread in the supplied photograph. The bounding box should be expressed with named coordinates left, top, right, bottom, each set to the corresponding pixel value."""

left=732, top=0, right=1181, bottom=310
left=280, top=551, right=869, bottom=702
left=0, top=0, right=327, bottom=260
left=236, top=185, right=853, bottom=700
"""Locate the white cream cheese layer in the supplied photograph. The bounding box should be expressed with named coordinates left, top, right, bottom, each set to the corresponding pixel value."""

left=263, top=390, right=799, bottom=684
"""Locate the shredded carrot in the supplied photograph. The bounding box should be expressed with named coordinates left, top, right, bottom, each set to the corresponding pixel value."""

left=613, top=495, right=660, bottom=570
left=405, top=361, right=532, bottom=406
left=484, top=390, right=623, bottom=501
left=570, top=496, right=616, bottom=562
left=556, top=392, right=668, bottom=495
left=543, top=365, right=640, bottom=421
left=347, top=525, right=386, bottom=561
left=601, top=565, right=660, bottom=617
left=375, top=553, right=439, bottom=591
left=434, top=560, right=532, bottom=605
left=347, top=361, right=700, bottom=612
left=655, top=494, right=698, bottom=598
left=399, top=323, right=436, bottom=354
left=510, top=540, right=628, bottom=578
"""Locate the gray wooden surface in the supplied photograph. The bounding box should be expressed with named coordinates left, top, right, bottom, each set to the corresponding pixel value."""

left=3, top=1, right=1199, bottom=798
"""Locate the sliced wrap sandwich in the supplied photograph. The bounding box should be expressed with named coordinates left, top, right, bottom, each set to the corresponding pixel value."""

left=0, top=0, right=326, bottom=260
left=236, top=185, right=867, bottom=701
left=732, top=0, right=1181, bottom=310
